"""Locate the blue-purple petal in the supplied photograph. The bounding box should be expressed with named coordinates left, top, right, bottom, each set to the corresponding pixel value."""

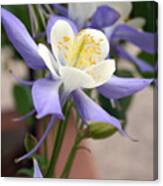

left=46, top=15, right=78, bottom=43
left=90, top=5, right=120, bottom=29
left=33, top=159, right=43, bottom=178
left=1, top=8, right=45, bottom=70
left=97, top=76, right=153, bottom=99
left=111, top=24, right=157, bottom=54
left=32, top=78, right=63, bottom=119
left=72, top=90, right=124, bottom=134
left=112, top=45, right=155, bottom=72
left=52, top=4, right=68, bottom=17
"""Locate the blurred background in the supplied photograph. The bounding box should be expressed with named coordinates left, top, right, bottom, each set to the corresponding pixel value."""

left=1, top=1, right=157, bottom=180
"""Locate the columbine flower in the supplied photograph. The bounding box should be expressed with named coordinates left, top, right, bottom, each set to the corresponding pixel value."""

left=52, top=2, right=157, bottom=72
left=38, top=20, right=115, bottom=101
left=1, top=8, right=152, bottom=162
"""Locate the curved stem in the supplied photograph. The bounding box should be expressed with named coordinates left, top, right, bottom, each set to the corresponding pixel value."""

left=46, top=101, right=72, bottom=177
left=28, top=5, right=38, bottom=37
left=60, top=134, right=82, bottom=178
left=44, top=4, right=54, bottom=14
left=36, top=5, right=46, bottom=28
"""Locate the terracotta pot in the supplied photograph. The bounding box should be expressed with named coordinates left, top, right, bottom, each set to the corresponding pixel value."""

left=1, top=111, right=30, bottom=177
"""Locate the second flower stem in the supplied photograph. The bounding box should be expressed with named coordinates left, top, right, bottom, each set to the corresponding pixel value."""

left=46, top=102, right=72, bottom=177
left=60, top=133, right=82, bottom=178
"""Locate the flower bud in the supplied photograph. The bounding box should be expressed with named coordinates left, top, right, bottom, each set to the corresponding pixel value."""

left=86, top=122, right=117, bottom=139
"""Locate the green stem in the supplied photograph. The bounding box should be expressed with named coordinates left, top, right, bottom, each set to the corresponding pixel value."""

left=60, top=133, right=82, bottom=178
left=36, top=5, right=46, bottom=28
left=44, top=4, right=54, bottom=14
left=45, top=102, right=72, bottom=177
left=28, top=5, right=38, bottom=37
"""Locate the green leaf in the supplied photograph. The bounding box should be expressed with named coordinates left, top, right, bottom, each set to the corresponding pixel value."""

left=101, top=69, right=134, bottom=115
left=138, top=52, right=156, bottom=66
left=35, top=155, right=49, bottom=175
left=86, top=122, right=117, bottom=139
left=97, top=93, right=131, bottom=138
left=115, top=69, right=134, bottom=78
left=137, top=52, right=157, bottom=79
left=98, top=94, right=126, bottom=120
left=119, top=96, right=133, bottom=112
left=131, top=1, right=158, bottom=32
left=17, top=168, right=33, bottom=177
left=12, top=84, right=33, bottom=124
left=24, top=133, right=38, bottom=154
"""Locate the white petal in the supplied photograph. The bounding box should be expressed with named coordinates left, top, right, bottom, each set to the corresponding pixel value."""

left=60, top=66, right=96, bottom=93
left=68, top=3, right=98, bottom=28
left=106, top=2, right=132, bottom=20
left=85, top=59, right=116, bottom=88
left=127, top=18, right=146, bottom=29
left=38, top=44, right=59, bottom=78
left=50, top=20, right=75, bottom=64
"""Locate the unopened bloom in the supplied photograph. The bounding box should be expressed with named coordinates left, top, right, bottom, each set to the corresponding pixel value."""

left=1, top=8, right=153, bottom=162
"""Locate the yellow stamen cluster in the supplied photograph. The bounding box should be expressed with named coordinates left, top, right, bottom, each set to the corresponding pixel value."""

left=57, top=31, right=103, bottom=69
left=70, top=32, right=102, bottom=69
left=63, top=36, right=71, bottom=42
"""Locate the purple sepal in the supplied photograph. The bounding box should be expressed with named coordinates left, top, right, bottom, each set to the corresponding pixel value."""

left=72, top=90, right=125, bottom=134
left=52, top=4, right=68, bottom=17
left=90, top=5, right=120, bottom=29
left=111, top=24, right=157, bottom=54
left=97, top=75, right=153, bottom=100
left=1, top=8, right=45, bottom=70
left=32, top=78, right=64, bottom=119
left=112, top=45, right=155, bottom=72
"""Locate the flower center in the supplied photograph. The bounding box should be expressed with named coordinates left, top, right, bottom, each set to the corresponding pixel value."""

left=57, top=30, right=103, bottom=70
